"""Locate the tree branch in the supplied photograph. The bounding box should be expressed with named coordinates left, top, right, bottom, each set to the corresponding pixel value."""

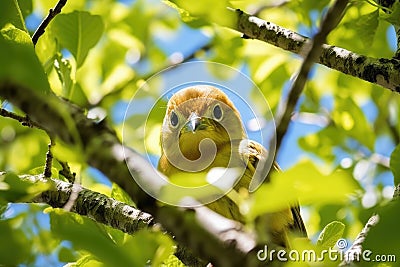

left=339, top=214, right=380, bottom=266
left=23, top=174, right=156, bottom=234
left=233, top=9, right=400, bottom=93
left=16, top=172, right=257, bottom=266
left=18, top=173, right=209, bottom=266
left=31, top=0, right=67, bottom=46
left=272, top=0, right=349, bottom=159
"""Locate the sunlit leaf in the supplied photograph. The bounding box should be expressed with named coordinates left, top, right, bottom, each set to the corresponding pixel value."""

left=354, top=9, right=379, bottom=48
left=49, top=208, right=136, bottom=266
left=161, top=254, right=185, bottom=267
left=163, top=0, right=209, bottom=28
left=49, top=11, right=104, bottom=68
left=288, top=0, right=330, bottom=27
left=1, top=23, right=30, bottom=44
left=58, top=246, right=78, bottom=263
left=50, top=208, right=174, bottom=267
left=67, top=253, right=103, bottom=267
left=52, top=140, right=85, bottom=164
left=317, top=221, right=345, bottom=249
left=166, top=0, right=236, bottom=28
left=17, top=0, right=32, bottom=19
left=299, top=126, right=345, bottom=162
left=0, top=172, right=53, bottom=202
left=0, top=0, right=27, bottom=31
left=381, top=1, right=400, bottom=26
left=111, top=182, right=135, bottom=207
left=332, top=96, right=375, bottom=150
left=0, top=218, right=31, bottom=265
left=363, top=201, right=400, bottom=266
left=248, top=161, right=360, bottom=219
left=28, top=166, right=59, bottom=179
left=54, top=53, right=74, bottom=97
left=122, top=230, right=175, bottom=267
left=0, top=24, right=51, bottom=94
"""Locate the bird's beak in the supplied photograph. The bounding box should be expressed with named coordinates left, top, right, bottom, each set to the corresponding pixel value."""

left=181, top=113, right=213, bottom=134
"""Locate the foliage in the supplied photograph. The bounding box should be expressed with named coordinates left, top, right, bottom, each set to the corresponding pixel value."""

left=0, top=0, right=399, bottom=266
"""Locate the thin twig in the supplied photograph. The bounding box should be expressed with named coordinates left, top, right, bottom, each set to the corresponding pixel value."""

left=43, top=137, right=54, bottom=178
left=58, top=160, right=76, bottom=183
left=0, top=108, right=44, bottom=130
left=31, top=0, right=68, bottom=46
left=272, top=0, right=349, bottom=161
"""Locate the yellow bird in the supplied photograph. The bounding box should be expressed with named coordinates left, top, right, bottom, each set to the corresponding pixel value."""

left=158, top=85, right=306, bottom=247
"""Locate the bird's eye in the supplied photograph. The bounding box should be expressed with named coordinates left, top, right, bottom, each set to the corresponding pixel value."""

left=213, top=104, right=223, bottom=121
left=170, top=110, right=179, bottom=128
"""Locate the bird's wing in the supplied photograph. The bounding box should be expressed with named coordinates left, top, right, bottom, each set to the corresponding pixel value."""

left=238, top=139, right=307, bottom=237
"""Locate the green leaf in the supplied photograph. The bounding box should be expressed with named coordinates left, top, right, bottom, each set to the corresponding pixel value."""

left=28, top=166, right=59, bottom=179
left=0, top=172, right=53, bottom=202
left=49, top=11, right=104, bottom=68
left=53, top=53, right=89, bottom=106
left=69, top=82, right=89, bottom=107
left=381, top=1, right=400, bottom=26
left=161, top=254, right=186, bottom=267
left=17, top=0, right=32, bottom=19
left=390, top=144, right=400, bottom=185
left=52, top=140, right=85, bottom=164
left=248, top=161, right=360, bottom=219
left=1, top=23, right=30, bottom=44
left=299, top=126, right=345, bottom=162
left=289, top=0, right=331, bottom=27
left=363, top=202, right=400, bottom=266
left=54, top=53, right=74, bottom=98
left=0, top=24, right=51, bottom=94
left=122, top=230, right=175, bottom=267
left=69, top=253, right=103, bottom=267
left=49, top=208, right=135, bottom=266
left=332, top=96, right=375, bottom=150
left=0, top=218, right=31, bottom=265
left=354, top=9, right=379, bottom=48
left=58, top=246, right=77, bottom=263
left=49, top=208, right=174, bottom=266
left=317, top=221, right=345, bottom=249
left=163, top=0, right=209, bottom=28
left=166, top=0, right=236, bottom=28
left=111, top=182, right=136, bottom=207
left=0, top=0, right=27, bottom=31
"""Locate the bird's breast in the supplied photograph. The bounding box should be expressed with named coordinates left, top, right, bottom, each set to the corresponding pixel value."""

left=159, top=136, right=244, bottom=176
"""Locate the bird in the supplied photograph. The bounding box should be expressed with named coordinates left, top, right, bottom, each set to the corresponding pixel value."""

left=158, top=85, right=307, bottom=248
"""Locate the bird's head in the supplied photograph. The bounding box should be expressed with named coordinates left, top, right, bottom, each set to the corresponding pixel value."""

left=160, top=85, right=245, bottom=163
